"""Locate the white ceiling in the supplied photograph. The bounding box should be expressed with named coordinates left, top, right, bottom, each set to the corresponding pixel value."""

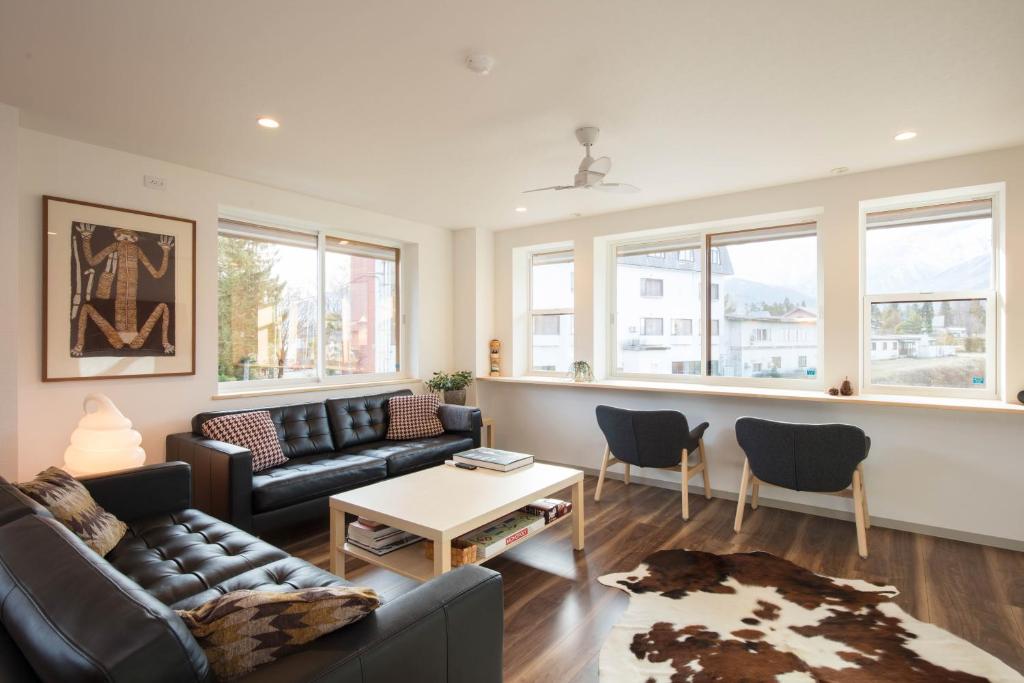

left=2, top=0, right=1023, bottom=230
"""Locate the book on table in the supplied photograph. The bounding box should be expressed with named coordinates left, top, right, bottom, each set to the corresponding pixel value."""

left=453, top=447, right=534, bottom=472
left=458, top=511, right=545, bottom=559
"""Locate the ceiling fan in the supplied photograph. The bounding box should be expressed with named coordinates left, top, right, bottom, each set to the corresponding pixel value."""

left=524, top=127, right=640, bottom=194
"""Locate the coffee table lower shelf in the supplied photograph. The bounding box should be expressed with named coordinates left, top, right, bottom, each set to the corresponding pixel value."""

left=340, top=512, right=574, bottom=582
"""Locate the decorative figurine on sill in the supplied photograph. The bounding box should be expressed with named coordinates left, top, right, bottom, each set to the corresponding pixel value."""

left=569, top=360, right=594, bottom=383
left=827, top=387, right=840, bottom=396
left=489, top=339, right=501, bottom=377
left=840, top=377, right=854, bottom=396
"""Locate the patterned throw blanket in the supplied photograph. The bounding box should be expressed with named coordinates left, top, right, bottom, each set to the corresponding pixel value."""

left=599, top=549, right=1022, bottom=682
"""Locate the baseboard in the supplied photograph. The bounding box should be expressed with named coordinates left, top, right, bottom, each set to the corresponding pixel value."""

left=556, top=461, right=1024, bottom=553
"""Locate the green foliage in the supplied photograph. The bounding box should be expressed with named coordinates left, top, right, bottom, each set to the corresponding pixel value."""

left=425, top=370, right=474, bottom=392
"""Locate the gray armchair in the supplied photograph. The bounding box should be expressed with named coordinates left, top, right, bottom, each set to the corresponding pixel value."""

left=733, top=416, right=872, bottom=557
left=594, top=405, right=712, bottom=520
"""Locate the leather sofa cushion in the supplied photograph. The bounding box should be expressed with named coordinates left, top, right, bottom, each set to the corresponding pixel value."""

left=326, top=389, right=412, bottom=448
left=0, top=479, right=50, bottom=526
left=0, top=515, right=211, bottom=682
left=193, top=401, right=335, bottom=459
left=106, top=509, right=289, bottom=607
left=251, top=454, right=387, bottom=513
left=170, top=557, right=349, bottom=611
left=341, top=434, right=474, bottom=476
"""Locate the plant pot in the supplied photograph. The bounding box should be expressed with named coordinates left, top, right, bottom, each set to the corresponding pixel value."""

left=443, top=389, right=467, bottom=405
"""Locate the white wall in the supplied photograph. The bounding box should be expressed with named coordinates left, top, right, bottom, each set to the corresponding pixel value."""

left=479, top=145, right=1024, bottom=547
left=15, top=126, right=453, bottom=480
left=0, top=105, right=19, bottom=480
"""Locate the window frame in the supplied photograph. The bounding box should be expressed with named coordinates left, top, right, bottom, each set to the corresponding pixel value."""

left=527, top=248, right=575, bottom=377
left=606, top=208, right=825, bottom=389
left=216, top=217, right=402, bottom=394
left=858, top=184, right=1003, bottom=399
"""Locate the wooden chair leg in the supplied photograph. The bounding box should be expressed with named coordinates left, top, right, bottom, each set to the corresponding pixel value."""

left=751, top=480, right=760, bottom=510
left=681, top=450, right=690, bottom=520
left=624, top=463, right=631, bottom=486
left=852, top=467, right=869, bottom=558
left=595, top=445, right=610, bottom=502
left=698, top=439, right=712, bottom=500
left=734, top=459, right=751, bottom=532
left=858, top=464, right=870, bottom=529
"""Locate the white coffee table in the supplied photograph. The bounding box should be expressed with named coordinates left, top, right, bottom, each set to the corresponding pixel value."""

left=329, top=461, right=584, bottom=581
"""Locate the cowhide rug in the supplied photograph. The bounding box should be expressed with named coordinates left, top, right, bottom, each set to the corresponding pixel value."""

left=598, top=549, right=1022, bottom=682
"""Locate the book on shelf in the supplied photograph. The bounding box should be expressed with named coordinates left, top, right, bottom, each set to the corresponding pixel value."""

left=520, top=498, right=572, bottom=525
left=347, top=533, right=421, bottom=556
left=347, top=520, right=419, bottom=550
left=458, top=511, right=545, bottom=559
left=453, top=448, right=534, bottom=472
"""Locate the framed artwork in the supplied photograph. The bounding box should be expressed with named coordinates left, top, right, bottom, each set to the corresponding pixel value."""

left=43, top=196, right=196, bottom=381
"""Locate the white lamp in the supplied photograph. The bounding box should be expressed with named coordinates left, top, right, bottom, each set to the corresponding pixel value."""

left=63, top=394, right=145, bottom=476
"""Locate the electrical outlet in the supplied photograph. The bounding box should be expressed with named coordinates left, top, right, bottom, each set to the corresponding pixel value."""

left=143, top=175, right=166, bottom=190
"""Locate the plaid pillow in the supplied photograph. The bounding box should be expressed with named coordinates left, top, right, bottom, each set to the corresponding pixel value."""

left=17, top=467, right=127, bottom=556
left=386, top=394, right=444, bottom=440
left=176, top=586, right=379, bottom=680
left=201, top=411, right=288, bottom=473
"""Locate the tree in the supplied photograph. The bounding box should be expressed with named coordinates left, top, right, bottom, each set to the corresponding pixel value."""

left=217, top=236, right=284, bottom=381
left=920, top=301, right=934, bottom=335
left=940, top=300, right=954, bottom=329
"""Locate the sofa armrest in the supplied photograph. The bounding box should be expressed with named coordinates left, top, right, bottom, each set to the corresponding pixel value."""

left=166, top=432, right=254, bottom=531
left=438, top=405, right=483, bottom=448
left=240, top=565, right=503, bottom=683
left=78, top=462, right=192, bottom=522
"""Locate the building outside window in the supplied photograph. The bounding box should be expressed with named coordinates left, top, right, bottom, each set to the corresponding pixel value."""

left=672, top=318, right=693, bottom=336
left=640, top=278, right=664, bottom=297
left=529, top=249, right=574, bottom=373
left=862, top=188, right=999, bottom=397
left=642, top=317, right=664, bottom=336
left=217, top=220, right=398, bottom=388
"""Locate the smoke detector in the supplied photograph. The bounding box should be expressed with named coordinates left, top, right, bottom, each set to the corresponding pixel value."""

left=465, top=54, right=495, bottom=75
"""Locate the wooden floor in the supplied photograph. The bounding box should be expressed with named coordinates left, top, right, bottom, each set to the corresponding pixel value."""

left=271, top=475, right=1024, bottom=682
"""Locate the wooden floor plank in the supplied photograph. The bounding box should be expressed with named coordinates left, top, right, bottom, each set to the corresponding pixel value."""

left=270, top=474, right=1024, bottom=679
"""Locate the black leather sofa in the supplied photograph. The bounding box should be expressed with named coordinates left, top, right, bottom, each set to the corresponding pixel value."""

left=167, top=389, right=482, bottom=534
left=0, top=462, right=503, bottom=683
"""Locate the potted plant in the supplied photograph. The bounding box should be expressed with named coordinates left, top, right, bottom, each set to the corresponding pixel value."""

left=569, top=360, right=594, bottom=383
left=425, top=370, right=474, bottom=405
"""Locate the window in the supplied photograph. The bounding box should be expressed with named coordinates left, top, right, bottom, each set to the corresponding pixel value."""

left=862, top=190, right=998, bottom=396
left=217, top=220, right=399, bottom=387
left=642, top=318, right=664, bottom=336
left=640, top=278, right=664, bottom=297
left=649, top=251, right=666, bottom=258
left=613, top=219, right=819, bottom=382
left=710, top=223, right=819, bottom=380
left=672, top=318, right=693, bottom=336
left=529, top=250, right=574, bottom=373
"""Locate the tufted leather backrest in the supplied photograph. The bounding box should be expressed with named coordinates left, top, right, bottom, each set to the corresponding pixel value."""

left=0, top=478, right=51, bottom=526
left=193, top=402, right=335, bottom=458
left=326, top=389, right=413, bottom=448
left=0, top=515, right=212, bottom=682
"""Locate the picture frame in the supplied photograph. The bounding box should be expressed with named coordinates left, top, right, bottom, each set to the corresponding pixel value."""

left=43, top=196, right=196, bottom=381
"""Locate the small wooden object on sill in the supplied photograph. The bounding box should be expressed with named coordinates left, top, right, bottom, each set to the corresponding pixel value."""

left=424, top=538, right=477, bottom=566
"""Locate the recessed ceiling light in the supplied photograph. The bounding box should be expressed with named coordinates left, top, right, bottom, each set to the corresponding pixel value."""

left=893, top=131, right=916, bottom=141
left=257, top=117, right=280, bottom=129
left=830, top=166, right=849, bottom=175
left=515, top=206, right=528, bottom=213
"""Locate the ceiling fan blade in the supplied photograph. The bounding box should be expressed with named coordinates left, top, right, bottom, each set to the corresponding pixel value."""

left=587, top=156, right=611, bottom=176
left=522, top=185, right=576, bottom=193
left=593, top=182, right=640, bottom=194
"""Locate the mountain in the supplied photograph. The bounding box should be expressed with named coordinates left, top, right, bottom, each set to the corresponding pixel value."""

left=724, top=278, right=817, bottom=314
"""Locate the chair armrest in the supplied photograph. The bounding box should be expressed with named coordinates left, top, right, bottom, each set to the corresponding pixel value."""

left=166, top=432, right=254, bottom=531
left=78, top=462, right=191, bottom=522
left=438, top=405, right=483, bottom=448
left=240, top=565, right=503, bottom=683
left=689, top=422, right=710, bottom=442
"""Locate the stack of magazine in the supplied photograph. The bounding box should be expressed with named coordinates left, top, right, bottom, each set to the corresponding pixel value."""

left=347, top=518, right=421, bottom=555
left=450, top=447, right=534, bottom=472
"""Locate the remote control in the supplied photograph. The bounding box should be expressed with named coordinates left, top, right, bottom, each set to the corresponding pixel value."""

left=454, top=462, right=477, bottom=470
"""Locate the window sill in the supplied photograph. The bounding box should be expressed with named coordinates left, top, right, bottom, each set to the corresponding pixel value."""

left=213, top=377, right=420, bottom=401
left=477, top=376, right=1024, bottom=415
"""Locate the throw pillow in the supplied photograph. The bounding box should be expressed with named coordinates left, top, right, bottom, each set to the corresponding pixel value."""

left=201, top=411, right=288, bottom=472
left=17, top=467, right=127, bottom=556
left=176, top=586, right=380, bottom=680
left=386, top=394, right=444, bottom=440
